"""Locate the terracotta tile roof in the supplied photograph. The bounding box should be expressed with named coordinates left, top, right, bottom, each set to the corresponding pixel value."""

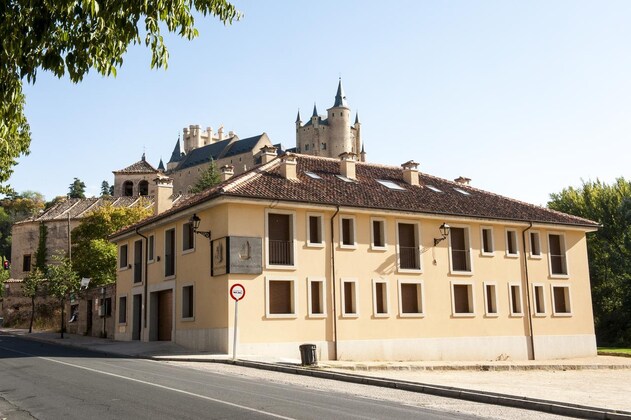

left=111, top=154, right=598, bottom=237
left=113, top=158, right=159, bottom=174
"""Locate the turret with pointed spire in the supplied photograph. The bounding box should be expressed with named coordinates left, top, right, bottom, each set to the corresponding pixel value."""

left=295, top=79, right=363, bottom=160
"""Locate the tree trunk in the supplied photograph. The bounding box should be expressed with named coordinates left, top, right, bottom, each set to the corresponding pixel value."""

left=60, top=298, right=65, bottom=339
left=29, top=295, right=35, bottom=333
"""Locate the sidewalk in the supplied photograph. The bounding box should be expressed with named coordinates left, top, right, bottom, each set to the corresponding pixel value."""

left=4, top=328, right=631, bottom=419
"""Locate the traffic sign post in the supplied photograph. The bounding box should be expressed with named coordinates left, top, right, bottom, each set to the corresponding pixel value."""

left=230, top=284, right=245, bottom=360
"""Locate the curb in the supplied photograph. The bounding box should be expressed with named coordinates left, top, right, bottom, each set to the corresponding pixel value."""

left=7, top=332, right=631, bottom=420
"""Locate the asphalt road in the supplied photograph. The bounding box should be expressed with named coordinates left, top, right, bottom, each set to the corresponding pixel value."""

left=0, top=334, right=476, bottom=420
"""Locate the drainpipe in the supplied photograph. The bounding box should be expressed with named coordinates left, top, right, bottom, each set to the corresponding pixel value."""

left=330, top=205, right=340, bottom=360
left=521, top=222, right=535, bottom=360
left=135, top=228, right=149, bottom=334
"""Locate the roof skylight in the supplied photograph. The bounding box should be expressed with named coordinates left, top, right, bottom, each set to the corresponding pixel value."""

left=376, top=179, right=406, bottom=191
left=336, top=175, right=355, bottom=183
left=305, top=171, right=321, bottom=179
left=426, top=185, right=442, bottom=193
left=454, top=187, right=471, bottom=196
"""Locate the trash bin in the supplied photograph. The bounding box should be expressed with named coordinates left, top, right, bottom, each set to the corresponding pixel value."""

left=299, top=344, right=317, bottom=366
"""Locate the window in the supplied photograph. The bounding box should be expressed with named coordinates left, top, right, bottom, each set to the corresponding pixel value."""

left=551, top=285, right=572, bottom=315
left=451, top=282, right=474, bottom=316
left=548, top=234, right=568, bottom=276
left=372, top=279, right=389, bottom=317
left=509, top=283, right=523, bottom=316
left=266, top=211, right=295, bottom=267
left=336, top=175, right=355, bottom=183
left=119, top=245, right=128, bottom=269
left=341, top=278, right=358, bottom=317
left=321, top=143, right=327, bottom=150
left=376, top=179, right=406, bottom=191
left=102, top=297, right=112, bottom=317
left=305, top=171, right=321, bottom=179
left=397, top=222, right=420, bottom=271
left=449, top=226, right=472, bottom=273
left=307, top=214, right=323, bottom=246
left=371, top=218, right=386, bottom=250
left=506, top=229, right=519, bottom=256
left=340, top=216, right=356, bottom=248
left=133, top=240, right=143, bottom=283
left=266, top=278, right=296, bottom=317
left=304, top=143, right=309, bottom=151
left=529, top=231, right=541, bottom=258
left=307, top=277, right=325, bottom=317
left=533, top=284, right=546, bottom=316
left=148, top=235, right=155, bottom=262
left=123, top=181, right=133, bottom=196
left=182, top=285, right=194, bottom=319
left=164, top=228, right=175, bottom=277
left=426, top=185, right=442, bottom=193
left=483, top=282, right=498, bottom=316
left=118, top=296, right=127, bottom=324
left=481, top=227, right=494, bottom=255
left=182, top=222, right=195, bottom=252
left=139, top=180, right=149, bottom=196
left=398, top=280, right=424, bottom=317
left=22, top=254, right=31, bottom=272
left=454, top=187, right=470, bottom=196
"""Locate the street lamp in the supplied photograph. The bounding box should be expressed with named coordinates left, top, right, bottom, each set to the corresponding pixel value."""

left=190, top=213, right=211, bottom=240
left=433, top=223, right=451, bottom=246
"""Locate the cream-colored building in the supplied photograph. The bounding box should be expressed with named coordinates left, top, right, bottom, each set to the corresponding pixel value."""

left=111, top=152, right=598, bottom=361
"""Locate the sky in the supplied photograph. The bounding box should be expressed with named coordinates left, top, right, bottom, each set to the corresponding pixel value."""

left=9, top=0, right=631, bottom=206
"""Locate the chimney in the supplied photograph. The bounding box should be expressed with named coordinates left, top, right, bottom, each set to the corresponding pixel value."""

left=218, top=125, right=224, bottom=140
left=260, top=145, right=278, bottom=164
left=280, top=153, right=298, bottom=180
left=454, top=176, right=471, bottom=185
left=339, top=152, right=357, bottom=180
left=153, top=175, right=173, bottom=215
left=220, top=165, right=234, bottom=181
left=401, top=160, right=420, bottom=186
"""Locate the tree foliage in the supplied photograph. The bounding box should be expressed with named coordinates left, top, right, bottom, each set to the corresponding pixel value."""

left=0, top=1, right=241, bottom=194
left=22, top=267, right=46, bottom=333
left=71, top=202, right=152, bottom=285
left=46, top=254, right=79, bottom=337
left=189, top=159, right=222, bottom=193
left=101, top=181, right=112, bottom=197
left=68, top=177, right=86, bottom=198
left=548, top=178, right=631, bottom=346
left=35, top=222, right=48, bottom=270
left=0, top=190, right=46, bottom=259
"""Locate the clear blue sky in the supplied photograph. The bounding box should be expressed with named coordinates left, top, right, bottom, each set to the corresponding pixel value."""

left=10, top=0, right=631, bottom=206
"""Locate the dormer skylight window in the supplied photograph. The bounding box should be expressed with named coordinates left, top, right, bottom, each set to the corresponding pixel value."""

left=426, top=185, right=442, bottom=193
left=454, top=187, right=471, bottom=196
left=376, top=179, right=406, bottom=191
left=336, top=175, right=355, bottom=183
left=305, top=171, right=321, bottom=179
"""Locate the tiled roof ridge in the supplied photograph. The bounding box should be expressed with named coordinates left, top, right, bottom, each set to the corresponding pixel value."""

left=113, top=159, right=159, bottom=174
left=420, top=172, right=598, bottom=226
left=222, top=156, right=281, bottom=193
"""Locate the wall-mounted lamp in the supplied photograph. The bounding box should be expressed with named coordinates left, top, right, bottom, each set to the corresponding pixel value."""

left=190, top=213, right=212, bottom=240
left=433, top=223, right=451, bottom=246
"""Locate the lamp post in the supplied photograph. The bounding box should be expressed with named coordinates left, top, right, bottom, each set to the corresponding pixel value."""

left=190, top=214, right=212, bottom=240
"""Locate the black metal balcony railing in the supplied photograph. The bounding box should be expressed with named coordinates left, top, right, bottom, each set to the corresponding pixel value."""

left=269, top=240, right=293, bottom=265
left=451, top=249, right=471, bottom=272
left=399, top=246, right=420, bottom=269
left=550, top=254, right=567, bottom=275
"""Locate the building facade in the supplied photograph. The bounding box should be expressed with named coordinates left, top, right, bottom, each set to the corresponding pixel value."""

left=111, top=153, right=598, bottom=361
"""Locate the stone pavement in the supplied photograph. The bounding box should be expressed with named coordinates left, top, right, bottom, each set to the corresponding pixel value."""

left=3, top=328, right=631, bottom=419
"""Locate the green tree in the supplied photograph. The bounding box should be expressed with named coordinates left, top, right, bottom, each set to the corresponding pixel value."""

left=0, top=190, right=46, bottom=259
left=68, top=178, right=86, bottom=198
left=101, top=181, right=112, bottom=197
left=71, top=203, right=152, bottom=285
left=34, top=222, right=48, bottom=271
left=0, top=265, right=8, bottom=298
left=47, top=254, right=80, bottom=338
left=0, top=1, right=240, bottom=195
left=189, top=159, right=222, bottom=193
left=23, top=267, right=46, bottom=333
left=548, top=178, right=631, bottom=346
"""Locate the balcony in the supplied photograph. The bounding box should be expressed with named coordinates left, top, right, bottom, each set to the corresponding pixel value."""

left=269, top=240, right=293, bottom=265
left=399, top=246, right=420, bottom=270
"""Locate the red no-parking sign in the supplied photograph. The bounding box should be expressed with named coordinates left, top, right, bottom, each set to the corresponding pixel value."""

left=230, top=283, right=246, bottom=301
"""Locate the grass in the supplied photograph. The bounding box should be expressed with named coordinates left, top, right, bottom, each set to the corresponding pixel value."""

left=598, top=347, right=631, bottom=357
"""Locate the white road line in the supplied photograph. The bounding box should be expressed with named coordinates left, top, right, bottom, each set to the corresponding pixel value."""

left=0, top=345, right=295, bottom=420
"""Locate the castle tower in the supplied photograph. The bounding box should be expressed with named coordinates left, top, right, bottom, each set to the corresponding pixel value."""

left=295, top=79, right=363, bottom=160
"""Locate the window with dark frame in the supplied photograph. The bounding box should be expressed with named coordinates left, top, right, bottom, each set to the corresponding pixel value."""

left=22, top=254, right=31, bottom=272
left=450, top=227, right=471, bottom=272
left=374, top=282, right=387, bottom=314
left=308, top=215, right=322, bottom=245
left=506, top=230, right=518, bottom=255
left=165, top=228, right=175, bottom=277
left=481, top=228, right=494, bottom=254
left=119, top=245, right=128, bottom=269
left=182, top=222, right=194, bottom=251
left=372, top=220, right=385, bottom=248
left=341, top=217, right=355, bottom=246
left=182, top=285, right=194, bottom=318
left=549, top=234, right=568, bottom=275
left=118, top=296, right=127, bottom=323
left=148, top=235, right=155, bottom=261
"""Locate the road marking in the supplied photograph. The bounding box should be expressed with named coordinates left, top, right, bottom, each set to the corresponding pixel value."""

left=0, top=345, right=294, bottom=420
